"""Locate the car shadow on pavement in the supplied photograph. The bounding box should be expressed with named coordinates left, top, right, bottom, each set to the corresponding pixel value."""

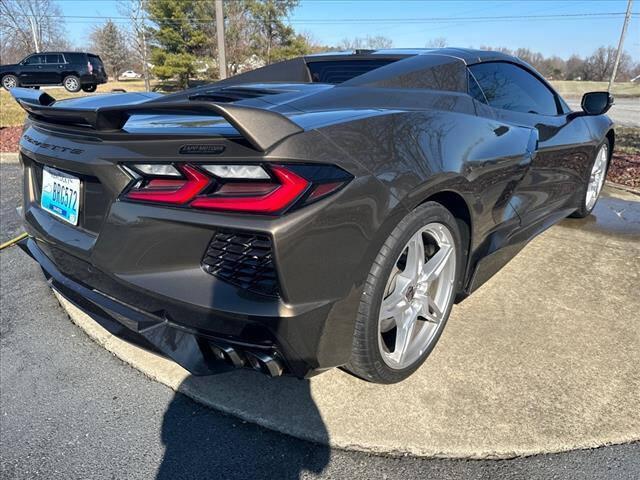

left=155, top=375, right=330, bottom=480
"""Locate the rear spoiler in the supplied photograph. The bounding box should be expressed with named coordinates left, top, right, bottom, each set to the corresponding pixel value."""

left=10, top=87, right=303, bottom=151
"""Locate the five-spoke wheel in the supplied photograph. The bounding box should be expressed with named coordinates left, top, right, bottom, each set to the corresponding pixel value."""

left=378, top=223, right=456, bottom=369
left=346, top=201, right=462, bottom=383
left=571, top=141, right=610, bottom=218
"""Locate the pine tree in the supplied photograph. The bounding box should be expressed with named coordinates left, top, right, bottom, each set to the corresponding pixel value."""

left=146, top=0, right=212, bottom=88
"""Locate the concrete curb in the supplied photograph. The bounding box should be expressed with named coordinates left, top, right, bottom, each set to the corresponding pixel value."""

left=0, top=152, right=19, bottom=164
left=606, top=181, right=640, bottom=196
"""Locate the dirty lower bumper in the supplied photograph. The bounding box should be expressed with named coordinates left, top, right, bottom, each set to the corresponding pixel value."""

left=18, top=237, right=329, bottom=378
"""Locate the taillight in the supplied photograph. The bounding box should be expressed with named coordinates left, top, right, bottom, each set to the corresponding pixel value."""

left=123, top=163, right=351, bottom=215
left=87, top=61, right=93, bottom=74
left=126, top=164, right=210, bottom=204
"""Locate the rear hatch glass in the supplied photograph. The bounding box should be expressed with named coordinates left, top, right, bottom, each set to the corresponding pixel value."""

left=88, top=55, right=105, bottom=73
left=307, top=59, right=398, bottom=84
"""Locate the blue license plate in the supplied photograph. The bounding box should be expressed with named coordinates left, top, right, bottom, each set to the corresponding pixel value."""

left=41, top=167, right=81, bottom=225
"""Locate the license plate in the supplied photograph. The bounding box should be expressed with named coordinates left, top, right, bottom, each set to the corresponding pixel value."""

left=41, top=167, right=81, bottom=225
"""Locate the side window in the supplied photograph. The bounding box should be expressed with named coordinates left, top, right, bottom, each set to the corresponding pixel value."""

left=467, top=71, right=487, bottom=104
left=23, top=55, right=43, bottom=65
left=469, top=62, right=558, bottom=116
left=45, top=54, right=62, bottom=64
left=64, top=53, right=83, bottom=64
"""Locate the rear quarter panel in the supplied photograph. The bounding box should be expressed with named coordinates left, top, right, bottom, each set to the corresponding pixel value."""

left=313, top=110, right=537, bottom=259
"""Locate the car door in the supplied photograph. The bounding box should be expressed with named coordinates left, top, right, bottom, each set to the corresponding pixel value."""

left=18, top=54, right=45, bottom=85
left=44, top=54, right=65, bottom=84
left=469, top=61, right=592, bottom=227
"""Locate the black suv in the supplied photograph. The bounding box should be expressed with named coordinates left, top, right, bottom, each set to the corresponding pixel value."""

left=1, top=52, right=108, bottom=92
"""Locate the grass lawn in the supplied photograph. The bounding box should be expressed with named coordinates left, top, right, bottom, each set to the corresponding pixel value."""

left=616, top=127, right=640, bottom=155
left=550, top=80, right=640, bottom=98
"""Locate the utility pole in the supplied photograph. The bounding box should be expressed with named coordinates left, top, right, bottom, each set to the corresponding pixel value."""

left=28, top=17, right=40, bottom=52
left=215, top=0, right=227, bottom=79
left=608, top=0, right=633, bottom=91
left=141, top=27, right=150, bottom=92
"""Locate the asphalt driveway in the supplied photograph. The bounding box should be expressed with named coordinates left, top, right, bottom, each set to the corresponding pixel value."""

left=565, top=97, right=640, bottom=127
left=1, top=161, right=639, bottom=479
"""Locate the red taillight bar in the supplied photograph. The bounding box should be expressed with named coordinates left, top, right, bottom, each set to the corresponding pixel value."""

left=124, top=163, right=349, bottom=215
left=126, top=164, right=210, bottom=204
left=190, top=165, right=309, bottom=213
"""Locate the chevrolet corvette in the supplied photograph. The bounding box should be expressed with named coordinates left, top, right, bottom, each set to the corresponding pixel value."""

left=12, top=48, right=614, bottom=383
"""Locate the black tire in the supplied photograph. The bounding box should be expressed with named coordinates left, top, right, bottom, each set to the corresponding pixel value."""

left=63, top=75, right=81, bottom=92
left=81, top=84, right=97, bottom=92
left=1, top=74, right=19, bottom=90
left=570, top=139, right=610, bottom=219
left=345, top=202, right=464, bottom=384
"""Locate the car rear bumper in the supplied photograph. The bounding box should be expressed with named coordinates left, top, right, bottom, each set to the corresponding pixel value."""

left=80, top=73, right=108, bottom=85
left=19, top=235, right=358, bottom=378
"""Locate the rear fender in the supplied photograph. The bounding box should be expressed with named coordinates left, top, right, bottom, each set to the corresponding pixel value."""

left=316, top=109, right=537, bottom=245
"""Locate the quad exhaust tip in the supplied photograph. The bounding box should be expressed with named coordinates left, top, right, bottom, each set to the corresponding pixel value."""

left=209, top=342, right=284, bottom=377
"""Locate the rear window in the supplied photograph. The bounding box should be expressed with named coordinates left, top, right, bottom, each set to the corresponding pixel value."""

left=88, top=55, right=104, bottom=69
left=307, top=59, right=397, bottom=84
left=63, top=53, right=86, bottom=64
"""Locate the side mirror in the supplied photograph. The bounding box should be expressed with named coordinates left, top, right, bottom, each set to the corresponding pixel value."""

left=581, top=91, right=614, bottom=116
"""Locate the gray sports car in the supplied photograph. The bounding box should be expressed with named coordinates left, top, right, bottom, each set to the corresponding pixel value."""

left=13, top=48, right=614, bottom=383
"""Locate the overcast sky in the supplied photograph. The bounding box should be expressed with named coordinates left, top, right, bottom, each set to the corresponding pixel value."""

left=59, top=0, right=639, bottom=60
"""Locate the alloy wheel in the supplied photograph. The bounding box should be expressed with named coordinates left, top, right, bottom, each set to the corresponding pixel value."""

left=378, top=222, right=456, bottom=369
left=65, top=77, right=79, bottom=91
left=2, top=76, right=17, bottom=89
left=585, top=144, right=608, bottom=211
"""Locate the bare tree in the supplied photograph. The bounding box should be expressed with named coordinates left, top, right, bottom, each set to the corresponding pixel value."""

left=584, top=46, right=632, bottom=81
left=564, top=54, right=584, bottom=80
left=338, top=37, right=366, bottom=50
left=117, top=0, right=150, bottom=90
left=339, top=35, right=393, bottom=50
left=0, top=0, right=69, bottom=63
left=426, top=37, right=447, bottom=48
left=224, top=0, right=252, bottom=75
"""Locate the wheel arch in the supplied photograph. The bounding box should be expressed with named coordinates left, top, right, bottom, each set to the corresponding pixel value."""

left=420, top=189, right=473, bottom=302
left=606, top=128, right=615, bottom=156
left=1, top=72, right=18, bottom=82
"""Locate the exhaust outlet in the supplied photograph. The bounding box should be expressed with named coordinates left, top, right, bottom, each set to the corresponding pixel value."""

left=246, top=354, right=262, bottom=371
left=246, top=351, right=284, bottom=377
left=209, top=341, right=284, bottom=377
left=210, top=343, right=245, bottom=368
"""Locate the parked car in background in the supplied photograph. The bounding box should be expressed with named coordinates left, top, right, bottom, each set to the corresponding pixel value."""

left=0, top=52, right=107, bottom=92
left=120, top=70, right=142, bottom=79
